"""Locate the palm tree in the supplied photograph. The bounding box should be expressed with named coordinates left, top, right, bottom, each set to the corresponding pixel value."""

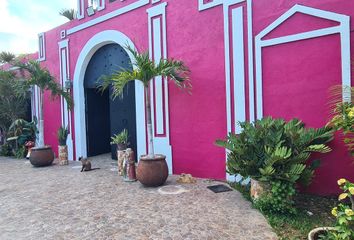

left=59, top=8, right=76, bottom=21
left=0, top=53, right=73, bottom=147
left=100, top=46, right=191, bottom=158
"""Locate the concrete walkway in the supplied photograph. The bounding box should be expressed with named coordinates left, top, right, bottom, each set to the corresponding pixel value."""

left=0, top=155, right=277, bottom=240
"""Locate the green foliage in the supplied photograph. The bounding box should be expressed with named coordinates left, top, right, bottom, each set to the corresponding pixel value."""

left=14, top=146, right=26, bottom=159
left=57, top=126, right=68, bottom=146
left=59, top=8, right=76, bottom=20
left=0, top=52, right=15, bottom=63
left=254, top=180, right=297, bottom=215
left=99, top=45, right=191, bottom=98
left=0, top=142, right=12, bottom=156
left=12, top=59, right=73, bottom=110
left=0, top=70, right=29, bottom=139
left=111, top=129, right=129, bottom=145
left=7, top=118, right=38, bottom=146
left=216, top=117, right=334, bottom=185
left=321, top=179, right=354, bottom=240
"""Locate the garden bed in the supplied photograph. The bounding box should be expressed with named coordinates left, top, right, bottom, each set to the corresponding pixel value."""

left=231, top=183, right=337, bottom=240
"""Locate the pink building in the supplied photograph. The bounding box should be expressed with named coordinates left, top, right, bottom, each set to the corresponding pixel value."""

left=36, top=0, right=354, bottom=195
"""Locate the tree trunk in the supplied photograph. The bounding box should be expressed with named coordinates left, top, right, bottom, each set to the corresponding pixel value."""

left=145, top=86, right=154, bottom=158
left=38, top=89, right=44, bottom=147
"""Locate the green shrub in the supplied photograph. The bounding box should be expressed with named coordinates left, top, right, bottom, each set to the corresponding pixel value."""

left=254, top=180, right=297, bottom=215
left=216, top=117, right=334, bottom=214
left=0, top=142, right=12, bottom=156
left=110, top=129, right=129, bottom=145
left=57, top=126, right=68, bottom=146
left=14, top=146, right=26, bottom=159
left=216, top=117, right=334, bottom=185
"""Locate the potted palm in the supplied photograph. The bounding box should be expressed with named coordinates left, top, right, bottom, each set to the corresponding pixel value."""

left=58, top=126, right=69, bottom=165
left=0, top=53, right=73, bottom=167
left=100, top=46, right=190, bottom=187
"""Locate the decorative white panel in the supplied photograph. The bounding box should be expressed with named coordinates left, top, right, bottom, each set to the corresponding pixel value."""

left=97, top=0, right=106, bottom=11
left=147, top=2, right=173, bottom=174
left=38, top=33, right=46, bottom=61
left=77, top=0, right=85, bottom=19
left=255, top=4, right=351, bottom=119
left=58, top=39, right=74, bottom=160
left=198, top=0, right=223, bottom=11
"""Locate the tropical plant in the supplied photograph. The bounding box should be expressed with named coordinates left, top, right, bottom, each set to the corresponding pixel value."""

left=0, top=54, right=73, bottom=148
left=0, top=70, right=29, bottom=140
left=328, top=85, right=354, bottom=156
left=320, top=179, right=354, bottom=240
left=216, top=117, right=334, bottom=185
left=100, top=45, right=190, bottom=158
left=57, top=126, right=68, bottom=146
left=0, top=52, right=15, bottom=64
left=111, top=129, right=129, bottom=145
left=7, top=118, right=38, bottom=147
left=59, top=8, right=76, bottom=21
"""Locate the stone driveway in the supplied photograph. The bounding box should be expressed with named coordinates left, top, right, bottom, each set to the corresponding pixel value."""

left=0, top=155, right=277, bottom=240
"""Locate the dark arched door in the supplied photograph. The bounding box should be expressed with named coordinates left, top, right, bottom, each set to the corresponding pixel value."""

left=84, top=44, right=137, bottom=159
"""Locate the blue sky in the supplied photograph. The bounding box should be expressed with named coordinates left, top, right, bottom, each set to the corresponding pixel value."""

left=0, top=0, right=76, bottom=54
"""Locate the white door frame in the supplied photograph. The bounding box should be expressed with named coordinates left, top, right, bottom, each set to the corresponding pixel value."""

left=73, top=30, right=147, bottom=160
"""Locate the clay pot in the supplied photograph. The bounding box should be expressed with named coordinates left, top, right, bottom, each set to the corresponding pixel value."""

left=308, top=227, right=334, bottom=240
left=250, top=179, right=271, bottom=199
left=136, top=154, right=168, bottom=187
left=58, top=145, right=68, bottom=165
left=29, top=146, right=54, bottom=167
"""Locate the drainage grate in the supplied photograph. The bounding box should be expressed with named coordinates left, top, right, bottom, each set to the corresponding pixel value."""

left=207, top=184, right=232, bottom=193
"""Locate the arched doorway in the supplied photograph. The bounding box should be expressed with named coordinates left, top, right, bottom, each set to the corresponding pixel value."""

left=84, top=44, right=137, bottom=159
left=73, top=30, right=146, bottom=161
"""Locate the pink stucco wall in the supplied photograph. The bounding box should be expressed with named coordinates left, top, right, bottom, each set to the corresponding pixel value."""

left=40, top=0, right=354, bottom=195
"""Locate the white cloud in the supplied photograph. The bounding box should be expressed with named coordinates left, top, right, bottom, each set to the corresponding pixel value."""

left=0, top=0, right=76, bottom=54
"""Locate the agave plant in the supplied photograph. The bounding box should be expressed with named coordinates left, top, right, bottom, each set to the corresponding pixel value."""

left=216, top=117, right=334, bottom=185
left=57, top=126, right=68, bottom=146
left=100, top=45, right=190, bottom=158
left=59, top=8, right=76, bottom=21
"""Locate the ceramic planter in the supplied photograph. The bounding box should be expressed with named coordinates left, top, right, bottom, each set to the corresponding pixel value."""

left=29, top=146, right=54, bottom=167
left=58, top=145, right=68, bottom=165
left=308, top=227, right=335, bottom=240
left=136, top=154, right=168, bottom=187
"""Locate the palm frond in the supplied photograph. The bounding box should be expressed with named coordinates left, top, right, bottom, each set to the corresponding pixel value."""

left=59, top=8, right=76, bottom=21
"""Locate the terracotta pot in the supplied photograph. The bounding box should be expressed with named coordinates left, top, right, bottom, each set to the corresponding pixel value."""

left=136, top=154, right=168, bottom=187
left=308, top=227, right=334, bottom=240
left=250, top=179, right=271, bottom=199
left=29, top=146, right=54, bottom=167
left=58, top=145, right=68, bottom=165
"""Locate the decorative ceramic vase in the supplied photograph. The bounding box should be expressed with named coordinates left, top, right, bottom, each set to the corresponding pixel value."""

left=308, top=227, right=334, bottom=240
left=136, top=154, right=168, bottom=187
left=58, top=145, right=68, bottom=165
left=29, top=146, right=55, bottom=167
left=117, top=150, right=125, bottom=176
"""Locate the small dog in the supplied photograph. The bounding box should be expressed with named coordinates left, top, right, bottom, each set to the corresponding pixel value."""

left=79, top=157, right=100, bottom=172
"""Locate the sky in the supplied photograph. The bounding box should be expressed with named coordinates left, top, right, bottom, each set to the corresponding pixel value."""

left=0, top=0, right=76, bottom=54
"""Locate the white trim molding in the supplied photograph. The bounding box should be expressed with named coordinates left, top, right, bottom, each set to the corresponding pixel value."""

left=58, top=39, right=74, bottom=161
left=68, top=0, right=149, bottom=35
left=147, top=2, right=173, bottom=174
left=38, top=33, right=46, bottom=61
left=77, top=0, right=85, bottom=20
left=255, top=4, right=351, bottom=119
left=97, top=0, right=105, bottom=11
left=73, top=30, right=147, bottom=160
left=198, top=0, right=223, bottom=11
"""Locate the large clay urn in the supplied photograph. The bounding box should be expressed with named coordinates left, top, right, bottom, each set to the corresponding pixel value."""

left=136, top=154, right=168, bottom=187
left=29, top=146, right=55, bottom=167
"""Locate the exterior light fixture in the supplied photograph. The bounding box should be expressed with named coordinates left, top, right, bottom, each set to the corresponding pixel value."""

left=64, top=79, right=72, bottom=91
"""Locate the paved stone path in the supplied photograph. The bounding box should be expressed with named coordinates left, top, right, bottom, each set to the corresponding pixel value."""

left=0, top=155, right=277, bottom=240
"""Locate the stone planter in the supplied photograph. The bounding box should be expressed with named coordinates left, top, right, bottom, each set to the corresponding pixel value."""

left=308, top=227, right=335, bottom=240
left=117, top=150, right=125, bottom=176
left=250, top=179, right=271, bottom=199
left=58, top=145, right=68, bottom=166
left=29, top=146, right=54, bottom=167
left=117, top=143, right=127, bottom=151
left=136, top=154, right=168, bottom=187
